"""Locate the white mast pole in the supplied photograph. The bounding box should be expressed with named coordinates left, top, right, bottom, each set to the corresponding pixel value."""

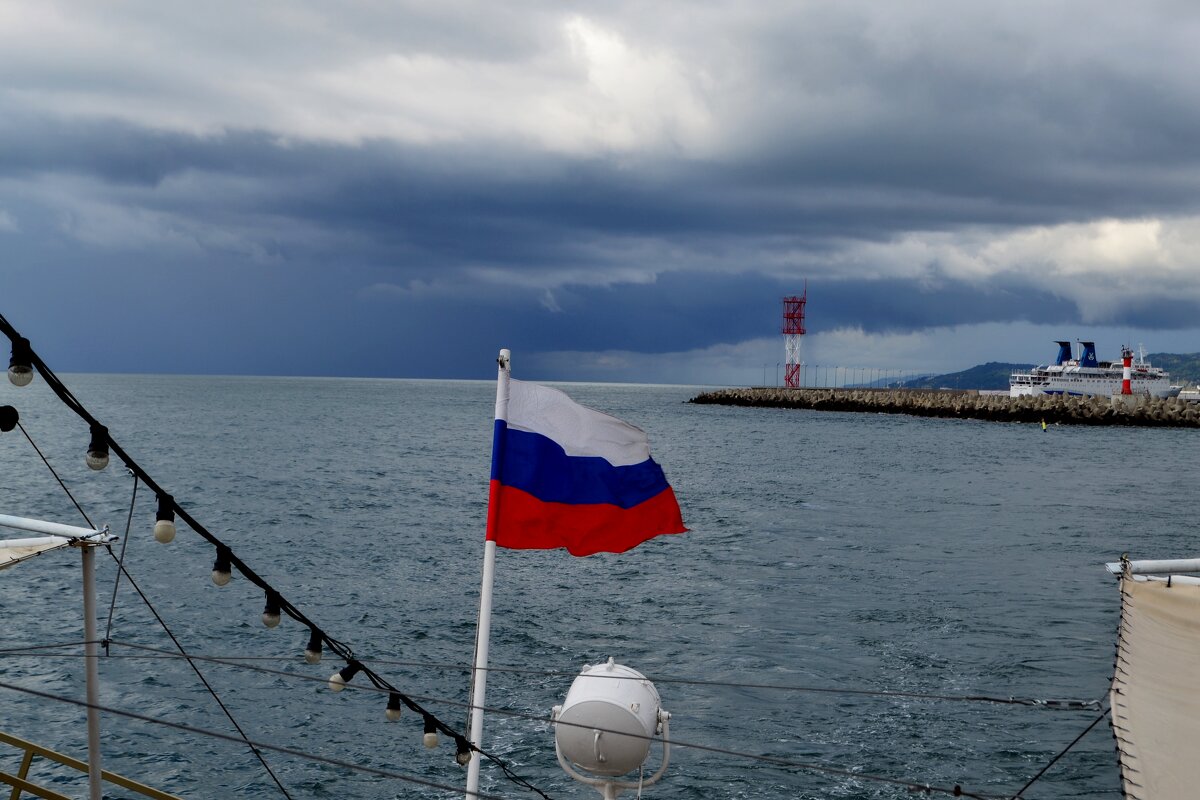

left=81, top=541, right=103, bottom=800
left=465, top=348, right=510, bottom=799
left=0, top=515, right=109, bottom=798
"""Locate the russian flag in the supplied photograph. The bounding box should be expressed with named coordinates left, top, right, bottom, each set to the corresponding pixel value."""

left=486, top=380, right=686, bottom=556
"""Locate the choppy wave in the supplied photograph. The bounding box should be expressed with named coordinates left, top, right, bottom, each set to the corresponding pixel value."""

left=2, top=375, right=1179, bottom=797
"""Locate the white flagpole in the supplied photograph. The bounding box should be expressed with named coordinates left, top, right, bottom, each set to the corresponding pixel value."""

left=466, top=348, right=510, bottom=799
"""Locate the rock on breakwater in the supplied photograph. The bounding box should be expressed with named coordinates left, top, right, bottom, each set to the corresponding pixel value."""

left=689, top=387, right=1200, bottom=428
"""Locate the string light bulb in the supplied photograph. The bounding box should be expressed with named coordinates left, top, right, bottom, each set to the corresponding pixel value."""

left=385, top=692, right=403, bottom=722
left=154, top=494, right=176, bottom=543
left=328, top=660, right=362, bottom=692
left=423, top=715, right=439, bottom=749
left=0, top=405, right=17, bottom=433
left=8, top=337, right=33, bottom=387
left=304, top=629, right=323, bottom=664
left=211, top=546, right=232, bottom=586
left=262, top=590, right=282, bottom=628
left=85, top=424, right=109, bottom=470
left=455, top=736, right=473, bottom=766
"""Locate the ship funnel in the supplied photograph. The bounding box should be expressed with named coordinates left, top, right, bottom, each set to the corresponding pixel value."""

left=1055, top=341, right=1072, bottom=365
left=1079, top=341, right=1099, bottom=368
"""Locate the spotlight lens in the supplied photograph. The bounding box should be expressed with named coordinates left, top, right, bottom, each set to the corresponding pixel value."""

left=153, top=519, right=176, bottom=544
left=7, top=366, right=33, bottom=387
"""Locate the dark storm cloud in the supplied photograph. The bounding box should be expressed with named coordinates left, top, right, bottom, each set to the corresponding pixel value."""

left=4, top=100, right=1195, bottom=248
left=4, top=1, right=1200, bottom=379
left=1, top=107, right=1195, bottom=353
left=513, top=274, right=1077, bottom=354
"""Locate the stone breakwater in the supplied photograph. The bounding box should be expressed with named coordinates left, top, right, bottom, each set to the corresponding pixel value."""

left=689, top=388, right=1200, bottom=428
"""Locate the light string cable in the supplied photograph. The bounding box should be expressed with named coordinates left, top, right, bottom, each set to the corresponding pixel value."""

left=1008, top=705, right=1111, bottom=799
left=8, top=391, right=296, bottom=799
left=104, top=504, right=297, bottom=799
left=14, top=416, right=95, bottom=528
left=8, top=646, right=1104, bottom=713
left=0, top=338, right=1097, bottom=689
left=101, top=469, right=139, bottom=653
left=98, top=641, right=1012, bottom=800
left=0, top=679, right=509, bottom=800
left=0, top=641, right=92, bottom=655
left=2, top=640, right=1107, bottom=800
left=6, top=316, right=1094, bottom=800
left=298, top=658, right=1107, bottom=711
left=0, top=313, right=554, bottom=800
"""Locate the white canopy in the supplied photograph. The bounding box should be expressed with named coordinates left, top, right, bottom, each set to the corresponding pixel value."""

left=0, top=535, right=73, bottom=570
left=1111, top=576, right=1200, bottom=800
left=0, top=514, right=112, bottom=571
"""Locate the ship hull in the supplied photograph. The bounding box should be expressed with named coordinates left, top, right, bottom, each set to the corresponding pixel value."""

left=1010, top=370, right=1180, bottom=399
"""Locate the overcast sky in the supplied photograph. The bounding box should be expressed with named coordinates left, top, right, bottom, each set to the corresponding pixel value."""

left=4, top=1, right=1200, bottom=384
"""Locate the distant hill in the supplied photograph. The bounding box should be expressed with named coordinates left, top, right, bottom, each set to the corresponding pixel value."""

left=902, top=353, right=1200, bottom=391
left=1146, top=353, right=1200, bottom=387
left=901, top=362, right=1034, bottom=391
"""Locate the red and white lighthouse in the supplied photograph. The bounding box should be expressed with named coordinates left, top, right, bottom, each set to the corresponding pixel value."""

left=1121, top=347, right=1133, bottom=395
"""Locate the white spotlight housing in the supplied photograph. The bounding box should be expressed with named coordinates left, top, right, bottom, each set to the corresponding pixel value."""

left=552, top=658, right=671, bottom=799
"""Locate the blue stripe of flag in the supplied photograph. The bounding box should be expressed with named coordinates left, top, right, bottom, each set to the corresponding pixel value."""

left=490, top=421, right=670, bottom=508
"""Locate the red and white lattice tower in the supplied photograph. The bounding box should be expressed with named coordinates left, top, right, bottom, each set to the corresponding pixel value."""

left=782, top=286, right=807, bottom=388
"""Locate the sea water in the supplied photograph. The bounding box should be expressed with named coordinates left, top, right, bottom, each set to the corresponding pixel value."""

left=2, top=374, right=1191, bottom=798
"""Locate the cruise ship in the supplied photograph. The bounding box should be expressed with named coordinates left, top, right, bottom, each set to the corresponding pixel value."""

left=1010, top=341, right=1181, bottom=398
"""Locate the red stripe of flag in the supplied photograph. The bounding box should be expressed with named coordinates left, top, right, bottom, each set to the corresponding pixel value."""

left=486, top=481, right=686, bottom=556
